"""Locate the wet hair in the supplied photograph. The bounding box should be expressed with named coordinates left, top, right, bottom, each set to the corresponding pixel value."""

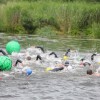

left=26, top=56, right=31, bottom=60
left=87, top=69, right=93, bottom=75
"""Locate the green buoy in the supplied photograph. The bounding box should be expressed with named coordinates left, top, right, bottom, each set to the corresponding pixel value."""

left=0, top=56, right=12, bottom=71
left=6, top=40, right=21, bottom=54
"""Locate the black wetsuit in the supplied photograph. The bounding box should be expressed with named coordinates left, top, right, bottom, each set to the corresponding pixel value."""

left=51, top=67, right=64, bottom=72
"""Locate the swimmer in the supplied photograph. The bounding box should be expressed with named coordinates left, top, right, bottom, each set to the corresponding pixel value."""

left=87, top=69, right=93, bottom=75
left=49, top=52, right=58, bottom=58
left=47, top=52, right=62, bottom=63
left=46, top=60, right=74, bottom=72
left=36, top=55, right=42, bottom=61
left=63, top=49, right=70, bottom=60
left=64, top=49, right=70, bottom=57
left=35, top=55, right=44, bottom=65
left=50, top=67, right=64, bottom=72
left=26, top=56, right=32, bottom=60
left=64, top=61, right=74, bottom=71
left=45, top=61, right=65, bottom=72
left=91, top=53, right=100, bottom=64
left=14, top=59, right=23, bottom=67
left=49, top=63, right=64, bottom=72
left=22, top=66, right=32, bottom=76
left=13, top=59, right=32, bottom=75
left=35, top=46, right=45, bottom=53
left=46, top=61, right=73, bottom=72
left=0, top=49, right=7, bottom=56
left=80, top=60, right=94, bottom=69
left=91, top=53, right=97, bottom=61
left=87, top=69, right=100, bottom=76
left=13, top=59, right=24, bottom=73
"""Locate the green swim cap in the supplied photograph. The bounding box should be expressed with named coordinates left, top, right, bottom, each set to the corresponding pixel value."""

left=6, top=40, right=21, bottom=54
left=0, top=56, right=12, bottom=71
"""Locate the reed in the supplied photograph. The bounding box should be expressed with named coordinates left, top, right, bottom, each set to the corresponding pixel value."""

left=0, top=0, right=100, bottom=38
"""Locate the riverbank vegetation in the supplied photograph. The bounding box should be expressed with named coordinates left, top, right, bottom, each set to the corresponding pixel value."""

left=0, top=0, right=100, bottom=38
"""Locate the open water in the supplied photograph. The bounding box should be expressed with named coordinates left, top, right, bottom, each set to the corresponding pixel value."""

left=0, top=33, right=100, bottom=100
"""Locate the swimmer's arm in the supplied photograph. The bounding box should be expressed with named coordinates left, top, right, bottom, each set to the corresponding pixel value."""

left=0, top=49, right=7, bottom=56
left=35, top=46, right=45, bottom=53
left=14, top=59, right=23, bottom=67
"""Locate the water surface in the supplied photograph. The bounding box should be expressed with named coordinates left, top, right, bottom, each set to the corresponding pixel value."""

left=0, top=33, right=100, bottom=100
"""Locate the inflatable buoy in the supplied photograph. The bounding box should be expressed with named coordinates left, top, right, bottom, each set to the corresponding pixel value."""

left=0, top=56, right=12, bottom=71
left=6, top=40, right=21, bottom=54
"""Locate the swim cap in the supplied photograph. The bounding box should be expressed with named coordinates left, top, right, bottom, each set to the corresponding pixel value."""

left=6, top=40, right=21, bottom=54
left=45, top=67, right=53, bottom=72
left=65, top=61, right=69, bottom=66
left=63, top=56, right=68, bottom=60
left=26, top=68, right=32, bottom=75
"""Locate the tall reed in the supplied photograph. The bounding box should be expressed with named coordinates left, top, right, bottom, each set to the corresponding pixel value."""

left=0, top=0, right=100, bottom=38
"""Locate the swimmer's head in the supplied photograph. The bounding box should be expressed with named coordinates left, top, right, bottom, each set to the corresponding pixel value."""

left=26, top=68, right=32, bottom=75
left=64, top=61, right=69, bottom=66
left=63, top=56, right=68, bottom=60
left=26, top=56, right=31, bottom=60
left=87, top=69, right=93, bottom=75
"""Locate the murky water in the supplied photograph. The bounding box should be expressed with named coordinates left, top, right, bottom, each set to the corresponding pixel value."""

left=0, top=33, right=100, bottom=100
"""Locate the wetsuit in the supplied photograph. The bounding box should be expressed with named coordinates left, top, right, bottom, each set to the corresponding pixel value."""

left=51, top=67, right=64, bottom=72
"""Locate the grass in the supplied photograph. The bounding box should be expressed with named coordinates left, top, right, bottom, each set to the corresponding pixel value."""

left=0, top=0, right=100, bottom=38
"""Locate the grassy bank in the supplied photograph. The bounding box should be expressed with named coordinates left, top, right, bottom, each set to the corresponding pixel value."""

left=0, top=0, right=100, bottom=38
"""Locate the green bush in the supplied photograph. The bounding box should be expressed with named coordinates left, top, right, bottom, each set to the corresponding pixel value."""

left=0, top=0, right=100, bottom=38
left=87, top=23, right=100, bottom=38
left=21, top=10, right=38, bottom=34
left=36, top=26, right=57, bottom=36
left=6, top=5, right=21, bottom=32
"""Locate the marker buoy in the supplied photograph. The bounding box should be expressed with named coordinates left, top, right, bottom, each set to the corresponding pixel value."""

left=6, top=40, right=21, bottom=54
left=0, top=56, right=12, bottom=71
